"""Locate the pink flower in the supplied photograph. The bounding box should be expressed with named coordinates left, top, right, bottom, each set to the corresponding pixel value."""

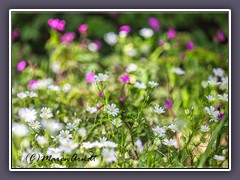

left=148, top=17, right=161, bottom=32
left=28, top=80, right=37, bottom=90
left=167, top=28, right=176, bottom=39
left=56, top=20, right=66, bottom=31
left=119, top=25, right=131, bottom=34
left=98, top=92, right=103, bottom=97
left=78, top=24, right=88, bottom=34
left=217, top=30, right=225, bottom=42
left=165, top=99, right=173, bottom=109
left=60, top=32, right=76, bottom=44
left=48, top=18, right=59, bottom=29
left=119, top=97, right=125, bottom=102
left=12, top=28, right=20, bottom=41
left=158, top=39, right=165, bottom=46
left=85, top=72, right=95, bottom=83
left=120, top=74, right=130, bottom=84
left=17, top=61, right=26, bottom=71
left=187, top=41, right=194, bottom=50
left=48, top=18, right=65, bottom=31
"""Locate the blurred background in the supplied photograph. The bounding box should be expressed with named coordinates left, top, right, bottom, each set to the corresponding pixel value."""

left=12, top=12, right=228, bottom=64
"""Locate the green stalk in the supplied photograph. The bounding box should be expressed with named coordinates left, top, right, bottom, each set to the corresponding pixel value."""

left=197, top=117, right=226, bottom=168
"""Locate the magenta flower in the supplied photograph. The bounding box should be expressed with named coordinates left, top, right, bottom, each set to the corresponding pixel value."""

left=187, top=41, right=194, bottom=50
left=119, top=97, right=125, bottom=102
left=148, top=17, right=161, bottom=31
left=119, top=25, right=131, bottom=34
left=167, top=28, right=176, bottom=39
left=158, top=39, right=165, bottom=46
left=217, top=30, right=225, bottom=42
left=165, top=99, right=173, bottom=109
left=12, top=28, right=20, bottom=41
left=218, top=113, right=224, bottom=120
left=28, top=80, right=37, bottom=90
left=56, top=20, right=66, bottom=31
left=60, top=32, right=76, bottom=44
left=48, top=19, right=66, bottom=31
left=85, top=72, right=95, bottom=83
left=17, top=61, right=26, bottom=71
left=120, top=74, right=130, bottom=84
left=98, top=92, right=103, bottom=97
left=215, top=103, right=222, bottom=110
left=78, top=24, right=88, bottom=34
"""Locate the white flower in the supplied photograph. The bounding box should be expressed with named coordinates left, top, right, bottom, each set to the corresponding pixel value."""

left=36, top=136, right=47, bottom=146
left=208, top=76, right=221, bottom=86
left=112, top=118, right=122, bottom=128
left=40, top=107, right=53, bottom=119
left=59, top=139, right=78, bottom=154
left=66, top=123, right=76, bottom=131
left=104, top=32, right=118, bottom=45
left=152, top=126, right=166, bottom=137
left=28, top=121, right=41, bottom=130
left=101, top=148, right=117, bottom=163
left=51, top=62, right=61, bottom=73
left=94, top=73, right=109, bottom=82
left=148, top=81, right=159, bottom=87
left=153, top=105, right=165, bottom=114
left=25, top=91, right=38, bottom=98
left=126, top=63, right=137, bottom=72
left=86, top=106, right=97, bottom=113
left=78, top=128, right=87, bottom=137
left=172, top=67, right=185, bottom=75
left=17, top=92, right=27, bottom=99
left=106, top=103, right=119, bottom=116
left=213, top=68, right=224, bottom=77
left=205, top=106, right=220, bottom=117
left=88, top=42, right=98, bottom=52
left=33, top=78, right=53, bottom=90
left=200, top=125, right=210, bottom=132
left=139, top=28, right=154, bottom=38
left=201, top=81, right=208, bottom=88
left=163, top=138, right=176, bottom=147
left=206, top=95, right=215, bottom=101
left=219, top=76, right=228, bottom=90
left=51, top=163, right=66, bottom=168
left=41, top=119, right=64, bottom=135
left=47, top=147, right=62, bottom=159
left=62, top=84, right=71, bottom=92
left=18, top=108, right=37, bottom=123
left=73, top=118, right=82, bottom=124
left=82, top=142, right=96, bottom=149
left=48, top=85, right=60, bottom=91
left=100, top=137, right=107, bottom=143
left=12, top=123, right=29, bottom=137
left=218, top=93, right=228, bottom=102
left=136, top=139, right=143, bottom=152
left=59, top=130, right=72, bottom=141
left=214, top=155, right=225, bottom=161
left=168, top=124, right=178, bottom=132
left=102, top=141, right=118, bottom=148
left=134, top=82, right=146, bottom=89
